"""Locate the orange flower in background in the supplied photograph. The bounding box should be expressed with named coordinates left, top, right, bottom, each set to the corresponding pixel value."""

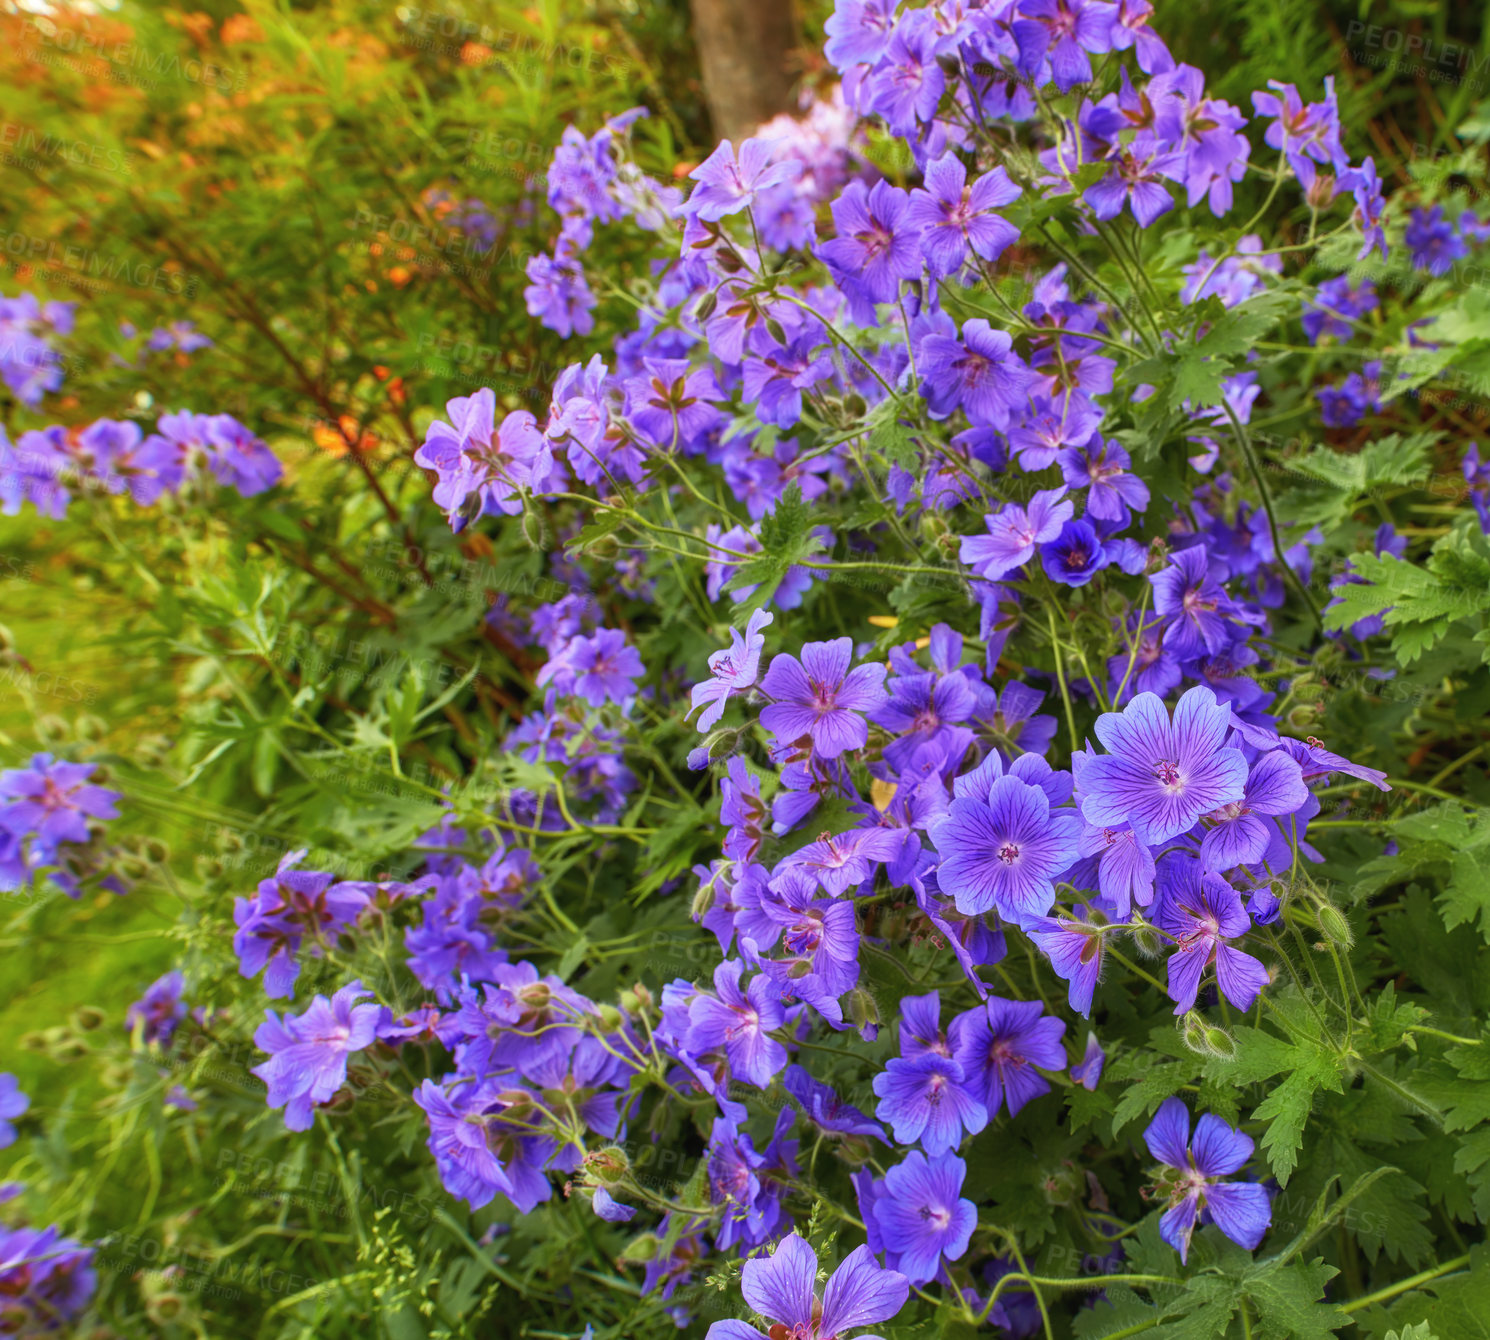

left=461, top=41, right=493, bottom=66
left=221, top=14, right=265, bottom=44
left=312, top=416, right=376, bottom=457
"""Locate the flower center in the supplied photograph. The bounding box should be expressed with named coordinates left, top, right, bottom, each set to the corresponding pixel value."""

left=998, top=841, right=1020, bottom=866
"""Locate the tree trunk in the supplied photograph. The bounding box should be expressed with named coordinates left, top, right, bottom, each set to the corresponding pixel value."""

left=687, top=0, right=799, bottom=145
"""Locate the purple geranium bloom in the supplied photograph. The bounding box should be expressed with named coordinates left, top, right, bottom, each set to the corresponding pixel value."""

left=906, top=154, right=1021, bottom=277
left=1338, top=157, right=1387, bottom=260
left=252, top=981, right=382, bottom=1131
left=778, top=826, right=904, bottom=897
left=1109, top=0, right=1172, bottom=71
left=687, top=959, right=788, bottom=1089
left=871, top=1151, right=978, bottom=1285
left=929, top=773, right=1080, bottom=922
left=759, top=637, right=890, bottom=758
left=0, top=1074, right=27, bottom=1148
left=950, top=995, right=1066, bottom=1118
left=1014, top=0, right=1116, bottom=92
left=125, top=971, right=187, bottom=1048
left=1405, top=205, right=1468, bottom=277
left=784, top=1064, right=885, bottom=1140
left=691, top=608, right=774, bottom=732
left=1144, top=1097, right=1272, bottom=1262
left=1155, top=867, right=1270, bottom=1014
left=627, top=357, right=726, bottom=448
left=872, top=1053, right=988, bottom=1154
left=413, top=1079, right=516, bottom=1209
left=0, top=753, right=119, bottom=850
left=755, top=870, right=861, bottom=1015
left=918, top=319, right=1036, bottom=430
left=592, top=1187, right=635, bottom=1222
left=1075, top=686, right=1248, bottom=845
left=818, top=179, right=924, bottom=307
left=704, top=1232, right=908, bottom=1340
left=1199, top=750, right=1309, bottom=872
left=824, top=0, right=899, bottom=70
left=1070, top=1032, right=1106, bottom=1089
left=1040, top=518, right=1109, bottom=586
left=1026, top=907, right=1106, bottom=1014
left=687, top=138, right=801, bottom=221
left=1150, top=545, right=1238, bottom=657
left=1059, top=438, right=1150, bottom=521
left=1076, top=819, right=1156, bottom=918
left=537, top=628, right=644, bottom=706
left=961, top=487, right=1074, bottom=580
left=1084, top=145, right=1183, bottom=227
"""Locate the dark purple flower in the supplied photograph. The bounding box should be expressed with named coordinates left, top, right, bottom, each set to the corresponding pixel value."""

left=1040, top=518, right=1110, bottom=586
left=950, top=995, right=1067, bottom=1117
left=1405, top=205, right=1468, bottom=277
left=818, top=179, right=924, bottom=307
left=1154, top=867, right=1270, bottom=1014
left=125, top=971, right=187, bottom=1048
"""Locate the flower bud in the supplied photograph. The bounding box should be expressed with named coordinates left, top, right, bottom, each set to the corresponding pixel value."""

left=521, top=509, right=547, bottom=549
left=1129, top=923, right=1162, bottom=959
left=596, top=1004, right=624, bottom=1032
left=1180, top=1012, right=1210, bottom=1055
left=1316, top=903, right=1354, bottom=949
left=72, top=1007, right=106, bottom=1032
left=1204, top=1027, right=1237, bottom=1059
left=694, top=290, right=718, bottom=321
left=620, top=1234, right=659, bottom=1262
left=843, top=393, right=867, bottom=418
left=586, top=1146, right=630, bottom=1184
left=846, top=986, right=880, bottom=1039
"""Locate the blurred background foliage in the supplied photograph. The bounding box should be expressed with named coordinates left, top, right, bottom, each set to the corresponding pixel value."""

left=2, top=0, right=1489, bottom=1335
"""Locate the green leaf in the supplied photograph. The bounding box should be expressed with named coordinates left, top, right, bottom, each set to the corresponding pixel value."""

left=1250, top=1050, right=1344, bottom=1186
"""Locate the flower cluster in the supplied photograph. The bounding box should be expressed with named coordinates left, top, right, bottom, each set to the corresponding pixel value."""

left=0, top=291, right=72, bottom=407
left=0, top=754, right=120, bottom=897
left=1, top=409, right=280, bottom=520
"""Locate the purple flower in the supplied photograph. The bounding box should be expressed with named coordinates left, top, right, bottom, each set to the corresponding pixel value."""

left=872, top=1053, right=988, bottom=1154
left=0, top=1075, right=27, bottom=1148
left=1076, top=819, right=1156, bottom=918
left=1301, top=276, right=1378, bottom=345
left=824, top=0, right=899, bottom=70
left=871, top=1151, right=978, bottom=1285
left=686, top=138, right=801, bottom=221
left=1155, top=867, right=1270, bottom=1014
left=960, top=487, right=1074, bottom=580
left=950, top=995, right=1067, bottom=1118
left=592, top=1187, right=636, bottom=1222
left=626, top=357, right=725, bottom=448
left=818, top=179, right=924, bottom=308
left=779, top=826, right=904, bottom=897
left=1014, top=0, right=1117, bottom=92
left=784, top=1064, right=885, bottom=1140
left=524, top=246, right=596, bottom=338
left=704, top=1232, right=908, bottom=1340
left=1150, top=546, right=1239, bottom=657
left=1338, top=157, right=1387, bottom=259
left=1075, top=687, right=1248, bottom=846
left=919, top=319, right=1036, bottom=429
left=1040, top=518, right=1109, bottom=586
left=691, top=608, right=774, bottom=731
left=252, top=981, right=382, bottom=1131
left=1199, top=750, right=1309, bottom=872
left=0, top=753, right=119, bottom=852
left=929, top=773, right=1080, bottom=922
left=415, top=389, right=553, bottom=526
left=864, top=11, right=945, bottom=136
left=1058, top=438, right=1150, bottom=521
left=413, top=1079, right=518, bottom=1210
left=1026, top=908, right=1106, bottom=1015
left=906, top=154, right=1021, bottom=277
left=537, top=628, right=644, bottom=706
left=0, top=1222, right=95, bottom=1332
left=125, top=971, right=187, bottom=1048
left=759, top=638, right=890, bottom=758
left=1405, top=205, right=1468, bottom=277
left=1144, top=1097, right=1271, bottom=1261
left=686, top=959, right=788, bottom=1089
left=1084, top=145, right=1182, bottom=227
left=1070, top=1032, right=1106, bottom=1089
